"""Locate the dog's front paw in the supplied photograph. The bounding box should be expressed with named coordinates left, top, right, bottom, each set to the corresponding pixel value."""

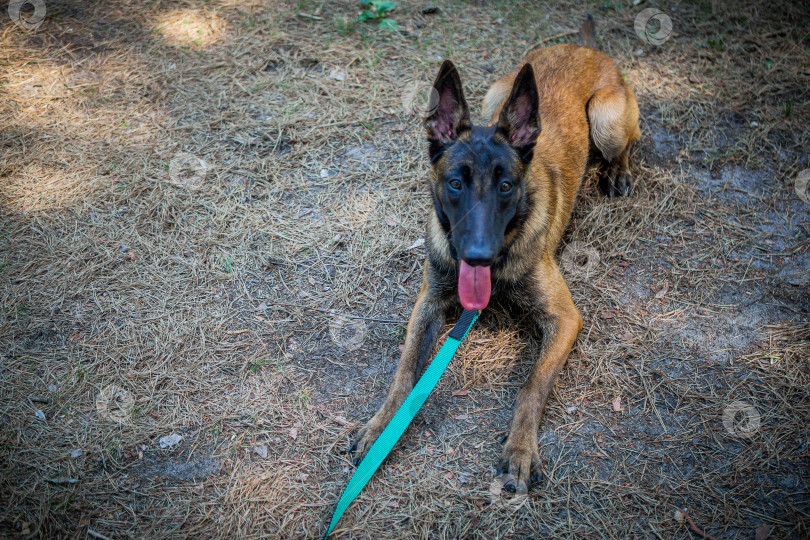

left=495, top=438, right=542, bottom=495
left=347, top=416, right=385, bottom=465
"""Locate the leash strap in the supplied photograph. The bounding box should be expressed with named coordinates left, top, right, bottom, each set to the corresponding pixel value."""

left=323, top=309, right=480, bottom=539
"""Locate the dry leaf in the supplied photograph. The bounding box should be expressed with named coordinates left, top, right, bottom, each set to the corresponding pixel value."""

left=612, top=396, right=625, bottom=412
left=444, top=472, right=454, bottom=480
left=159, top=433, right=182, bottom=448
left=408, top=238, right=425, bottom=250
left=755, top=524, right=770, bottom=540
left=452, top=389, right=470, bottom=397
left=384, top=215, right=400, bottom=227
left=127, top=251, right=136, bottom=261
left=655, top=285, right=669, bottom=299
left=289, top=427, right=298, bottom=440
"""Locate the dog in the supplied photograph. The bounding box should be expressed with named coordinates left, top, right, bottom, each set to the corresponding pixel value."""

left=350, top=15, right=640, bottom=494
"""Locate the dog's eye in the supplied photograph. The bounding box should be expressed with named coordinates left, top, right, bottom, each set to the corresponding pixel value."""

left=500, top=181, right=513, bottom=193
left=449, top=179, right=462, bottom=190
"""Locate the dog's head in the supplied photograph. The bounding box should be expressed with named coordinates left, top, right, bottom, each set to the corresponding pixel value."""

left=424, top=60, right=540, bottom=310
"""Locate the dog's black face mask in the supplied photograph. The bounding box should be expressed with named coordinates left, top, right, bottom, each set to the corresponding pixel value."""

left=437, top=128, right=523, bottom=266
left=424, top=61, right=540, bottom=310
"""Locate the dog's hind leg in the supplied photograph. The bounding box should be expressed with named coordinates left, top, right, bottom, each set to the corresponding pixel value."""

left=587, top=83, right=640, bottom=197
left=349, top=271, right=452, bottom=463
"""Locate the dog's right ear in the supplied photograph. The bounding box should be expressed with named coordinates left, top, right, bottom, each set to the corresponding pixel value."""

left=424, top=60, right=470, bottom=161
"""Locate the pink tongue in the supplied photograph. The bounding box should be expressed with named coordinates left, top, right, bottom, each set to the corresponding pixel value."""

left=458, top=260, right=491, bottom=311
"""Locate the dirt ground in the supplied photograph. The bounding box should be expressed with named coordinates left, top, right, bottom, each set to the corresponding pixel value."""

left=1, top=1, right=809, bottom=538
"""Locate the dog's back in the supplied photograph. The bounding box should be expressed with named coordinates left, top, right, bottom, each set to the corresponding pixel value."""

left=482, top=16, right=640, bottom=232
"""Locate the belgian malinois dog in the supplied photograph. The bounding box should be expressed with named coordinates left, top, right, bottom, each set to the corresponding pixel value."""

left=350, top=15, right=640, bottom=494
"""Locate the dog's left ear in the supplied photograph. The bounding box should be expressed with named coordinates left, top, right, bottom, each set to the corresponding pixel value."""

left=424, top=60, right=470, bottom=161
left=497, top=64, right=540, bottom=162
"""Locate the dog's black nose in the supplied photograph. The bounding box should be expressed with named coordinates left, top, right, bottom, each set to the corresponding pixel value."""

left=460, top=246, right=496, bottom=266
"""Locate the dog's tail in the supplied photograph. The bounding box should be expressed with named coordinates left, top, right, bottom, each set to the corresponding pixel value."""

left=580, top=14, right=597, bottom=49
left=481, top=79, right=511, bottom=123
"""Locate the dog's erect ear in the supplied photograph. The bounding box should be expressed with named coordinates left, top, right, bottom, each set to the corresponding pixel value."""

left=497, top=64, right=540, bottom=162
left=424, top=60, right=470, bottom=160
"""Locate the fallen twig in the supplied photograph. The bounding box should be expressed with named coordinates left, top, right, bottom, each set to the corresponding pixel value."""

left=88, top=529, right=112, bottom=540
left=681, top=510, right=719, bottom=540
left=273, top=302, right=407, bottom=324
left=297, top=12, right=323, bottom=21
left=523, top=29, right=580, bottom=56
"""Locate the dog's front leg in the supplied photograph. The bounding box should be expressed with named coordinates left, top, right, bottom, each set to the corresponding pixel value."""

left=349, top=274, right=451, bottom=463
left=498, top=261, right=582, bottom=494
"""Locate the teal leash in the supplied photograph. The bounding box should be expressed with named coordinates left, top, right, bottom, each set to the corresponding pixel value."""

left=323, top=309, right=480, bottom=539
